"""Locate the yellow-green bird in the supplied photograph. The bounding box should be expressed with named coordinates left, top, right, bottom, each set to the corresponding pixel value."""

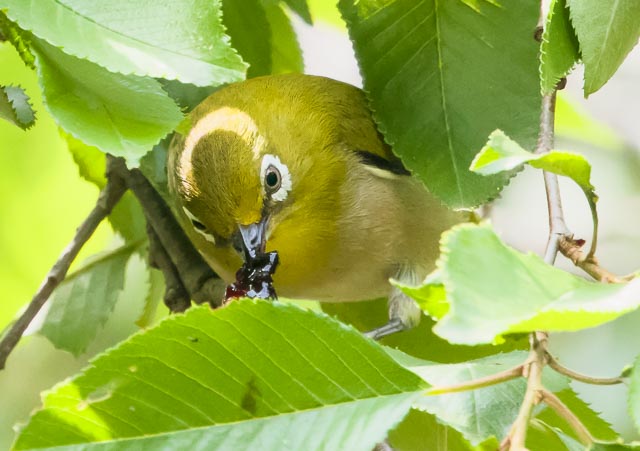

left=168, top=74, right=464, bottom=339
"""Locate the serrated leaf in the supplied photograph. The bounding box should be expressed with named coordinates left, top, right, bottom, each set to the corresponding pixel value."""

left=0, top=0, right=247, bottom=86
left=388, top=408, right=498, bottom=451
left=0, top=11, right=35, bottom=68
left=16, top=301, right=426, bottom=450
left=409, top=223, right=640, bottom=345
left=567, top=0, right=640, bottom=96
left=135, top=267, right=165, bottom=328
left=538, top=389, right=618, bottom=442
left=265, top=2, right=305, bottom=74
left=472, top=130, right=595, bottom=197
left=39, top=243, right=140, bottom=356
left=392, top=271, right=448, bottom=320
left=540, top=0, right=580, bottom=94
left=0, top=84, right=35, bottom=129
left=223, top=0, right=272, bottom=78
left=32, top=38, right=183, bottom=165
left=339, top=0, right=540, bottom=208
left=389, top=350, right=568, bottom=445
left=471, top=129, right=599, bottom=254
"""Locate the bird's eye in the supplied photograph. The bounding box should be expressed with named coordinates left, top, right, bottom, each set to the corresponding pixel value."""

left=191, top=219, right=207, bottom=231
left=264, top=165, right=281, bottom=193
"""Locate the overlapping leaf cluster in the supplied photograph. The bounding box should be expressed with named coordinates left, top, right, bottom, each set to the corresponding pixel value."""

left=3, top=0, right=640, bottom=449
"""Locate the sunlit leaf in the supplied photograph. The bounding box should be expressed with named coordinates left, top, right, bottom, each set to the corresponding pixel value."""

left=264, top=2, right=304, bottom=74
left=17, top=301, right=425, bottom=450
left=0, top=0, right=247, bottom=86
left=339, top=0, right=540, bottom=208
left=629, top=354, right=640, bottom=435
left=407, top=223, right=640, bottom=345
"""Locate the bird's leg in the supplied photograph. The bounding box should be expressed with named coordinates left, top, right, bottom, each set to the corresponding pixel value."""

left=364, top=285, right=422, bottom=340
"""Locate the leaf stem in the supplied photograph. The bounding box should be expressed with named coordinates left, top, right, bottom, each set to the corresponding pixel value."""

left=558, top=235, right=629, bottom=283
left=546, top=352, right=626, bottom=385
left=0, top=158, right=127, bottom=369
left=426, top=363, right=525, bottom=395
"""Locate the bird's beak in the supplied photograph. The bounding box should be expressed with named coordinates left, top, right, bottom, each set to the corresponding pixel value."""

left=234, top=217, right=268, bottom=263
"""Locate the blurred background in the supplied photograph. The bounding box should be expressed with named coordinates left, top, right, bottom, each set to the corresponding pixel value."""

left=1, top=1, right=639, bottom=448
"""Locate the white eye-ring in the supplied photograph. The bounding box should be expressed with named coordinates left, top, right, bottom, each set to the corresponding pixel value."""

left=182, top=206, right=216, bottom=244
left=261, top=154, right=291, bottom=202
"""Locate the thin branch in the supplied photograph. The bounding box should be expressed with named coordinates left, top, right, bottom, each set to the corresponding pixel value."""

left=558, top=235, right=630, bottom=283
left=502, top=332, right=547, bottom=451
left=546, top=352, right=626, bottom=385
left=427, top=363, right=525, bottom=395
left=0, top=159, right=127, bottom=369
left=146, top=223, right=191, bottom=313
left=541, top=389, right=595, bottom=445
left=109, top=157, right=224, bottom=308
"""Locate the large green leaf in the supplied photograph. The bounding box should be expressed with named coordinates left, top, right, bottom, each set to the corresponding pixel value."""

left=39, top=243, right=141, bottom=356
left=339, top=0, right=540, bottom=208
left=567, top=0, right=640, bottom=96
left=0, top=84, right=35, bottom=129
left=399, top=223, right=640, bottom=345
left=32, top=38, right=183, bottom=165
left=16, top=301, right=426, bottom=450
left=540, top=0, right=580, bottom=94
left=390, top=350, right=568, bottom=445
left=0, top=0, right=246, bottom=86
left=281, top=0, right=312, bottom=23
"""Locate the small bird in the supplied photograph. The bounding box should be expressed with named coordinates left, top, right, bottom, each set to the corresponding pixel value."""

left=167, top=74, right=464, bottom=339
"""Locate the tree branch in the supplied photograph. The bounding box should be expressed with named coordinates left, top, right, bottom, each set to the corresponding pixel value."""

left=146, top=223, right=191, bottom=313
left=558, top=236, right=631, bottom=283
left=546, top=352, right=626, bottom=385
left=0, top=158, right=127, bottom=369
left=427, top=363, right=525, bottom=395
left=109, top=157, right=224, bottom=308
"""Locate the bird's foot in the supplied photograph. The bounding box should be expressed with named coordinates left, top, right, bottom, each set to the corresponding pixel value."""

left=363, top=318, right=406, bottom=340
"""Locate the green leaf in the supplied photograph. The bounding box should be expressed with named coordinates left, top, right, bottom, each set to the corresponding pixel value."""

left=135, top=267, right=165, bottom=328
left=282, top=0, right=312, bottom=23
left=471, top=129, right=599, bottom=255
left=567, top=0, right=640, bottom=96
left=392, top=271, right=448, bottom=320
left=63, top=131, right=107, bottom=189
left=339, top=0, right=540, bottom=208
left=0, top=0, right=247, bottom=86
left=537, top=389, right=618, bottom=442
left=410, top=223, right=640, bottom=345
left=0, top=11, right=35, bottom=68
left=16, top=301, right=425, bottom=450
left=32, top=38, right=183, bottom=165
left=390, top=350, right=568, bottom=445
left=540, top=0, right=580, bottom=94
left=223, top=0, right=272, bottom=78
left=264, top=2, right=305, bottom=74
left=388, top=408, right=498, bottom=450
left=629, top=354, right=640, bottom=435
left=0, top=84, right=35, bottom=129
left=39, top=243, right=140, bottom=356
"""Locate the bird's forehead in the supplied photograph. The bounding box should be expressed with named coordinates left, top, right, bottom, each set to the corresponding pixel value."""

left=180, top=106, right=265, bottom=180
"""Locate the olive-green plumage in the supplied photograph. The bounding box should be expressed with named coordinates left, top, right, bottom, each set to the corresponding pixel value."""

left=168, top=74, right=464, bottom=336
